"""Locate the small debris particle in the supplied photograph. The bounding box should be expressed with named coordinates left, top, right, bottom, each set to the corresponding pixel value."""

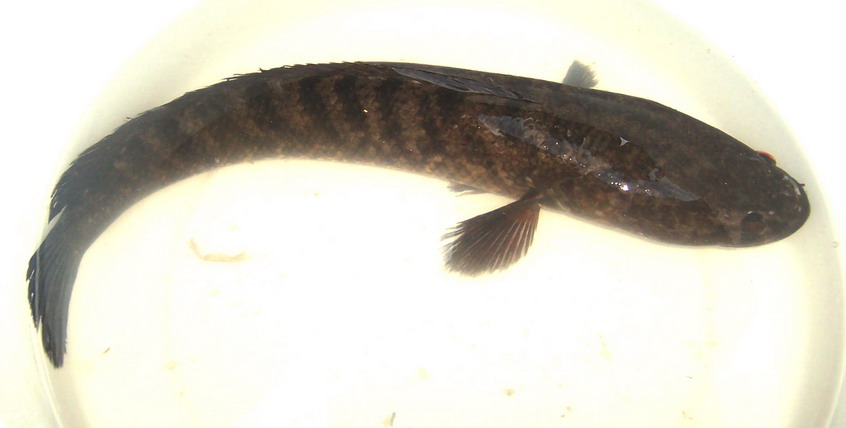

left=599, top=334, right=612, bottom=361
left=503, top=388, right=515, bottom=397
left=560, top=406, right=573, bottom=418
left=189, top=239, right=248, bottom=263
left=682, top=410, right=693, bottom=420
left=164, top=361, right=178, bottom=370
left=383, top=412, right=396, bottom=427
left=102, top=347, right=110, bottom=354
left=417, top=368, right=429, bottom=380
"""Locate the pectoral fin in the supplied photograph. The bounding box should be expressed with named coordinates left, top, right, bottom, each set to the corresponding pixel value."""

left=443, top=191, right=543, bottom=276
left=562, top=60, right=598, bottom=88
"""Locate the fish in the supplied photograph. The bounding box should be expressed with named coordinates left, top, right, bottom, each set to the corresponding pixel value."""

left=27, top=61, right=810, bottom=367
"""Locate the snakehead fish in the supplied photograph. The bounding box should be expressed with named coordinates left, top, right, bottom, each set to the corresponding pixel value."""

left=27, top=61, right=810, bottom=367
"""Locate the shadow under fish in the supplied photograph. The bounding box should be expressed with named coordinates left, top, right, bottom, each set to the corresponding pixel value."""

left=27, top=61, right=810, bottom=367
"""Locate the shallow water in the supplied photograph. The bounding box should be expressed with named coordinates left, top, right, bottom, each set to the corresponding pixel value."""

left=28, top=0, right=842, bottom=427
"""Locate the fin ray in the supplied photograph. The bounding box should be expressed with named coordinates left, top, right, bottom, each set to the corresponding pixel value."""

left=562, top=60, right=599, bottom=88
left=443, top=191, right=542, bottom=275
left=28, top=215, right=86, bottom=367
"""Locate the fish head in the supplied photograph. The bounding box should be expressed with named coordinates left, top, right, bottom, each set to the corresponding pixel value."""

left=696, top=151, right=811, bottom=247
left=544, top=130, right=811, bottom=247
left=630, top=140, right=812, bottom=247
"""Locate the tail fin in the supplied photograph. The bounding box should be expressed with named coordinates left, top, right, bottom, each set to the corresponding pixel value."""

left=27, top=219, right=85, bottom=368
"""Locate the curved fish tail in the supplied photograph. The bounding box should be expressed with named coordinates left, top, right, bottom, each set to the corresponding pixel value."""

left=28, top=215, right=87, bottom=367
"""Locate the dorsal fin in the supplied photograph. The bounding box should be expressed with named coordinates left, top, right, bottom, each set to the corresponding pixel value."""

left=389, top=66, right=530, bottom=101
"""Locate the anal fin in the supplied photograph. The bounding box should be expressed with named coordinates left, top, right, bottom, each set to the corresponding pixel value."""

left=443, top=190, right=543, bottom=276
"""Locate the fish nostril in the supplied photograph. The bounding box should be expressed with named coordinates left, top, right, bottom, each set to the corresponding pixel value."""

left=740, top=211, right=766, bottom=235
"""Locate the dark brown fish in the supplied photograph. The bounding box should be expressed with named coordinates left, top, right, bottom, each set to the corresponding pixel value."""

left=27, top=61, right=810, bottom=367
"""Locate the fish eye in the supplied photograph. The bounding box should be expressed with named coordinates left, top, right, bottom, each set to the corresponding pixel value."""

left=740, top=211, right=766, bottom=234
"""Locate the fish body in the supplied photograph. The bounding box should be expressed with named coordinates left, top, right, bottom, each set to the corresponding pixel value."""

left=28, top=62, right=810, bottom=367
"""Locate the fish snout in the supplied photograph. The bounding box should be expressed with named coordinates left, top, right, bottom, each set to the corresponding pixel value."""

left=732, top=176, right=810, bottom=246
